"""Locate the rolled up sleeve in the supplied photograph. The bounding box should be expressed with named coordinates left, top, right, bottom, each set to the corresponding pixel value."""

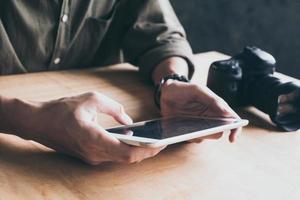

left=122, top=0, right=195, bottom=82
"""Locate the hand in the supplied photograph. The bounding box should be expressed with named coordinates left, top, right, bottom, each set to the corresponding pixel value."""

left=1, top=92, right=165, bottom=165
left=160, top=80, right=242, bottom=143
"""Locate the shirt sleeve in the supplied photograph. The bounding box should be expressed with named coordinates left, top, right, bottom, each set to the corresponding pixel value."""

left=121, top=0, right=195, bottom=83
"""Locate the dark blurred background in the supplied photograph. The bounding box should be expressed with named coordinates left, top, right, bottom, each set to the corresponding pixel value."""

left=170, top=0, right=300, bottom=79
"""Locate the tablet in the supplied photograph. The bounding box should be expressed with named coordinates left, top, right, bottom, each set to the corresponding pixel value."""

left=106, top=116, right=248, bottom=148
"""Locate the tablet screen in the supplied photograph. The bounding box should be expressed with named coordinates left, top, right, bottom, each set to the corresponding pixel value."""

left=106, top=116, right=235, bottom=139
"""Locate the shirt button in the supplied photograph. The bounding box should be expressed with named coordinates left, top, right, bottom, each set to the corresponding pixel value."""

left=61, top=14, right=68, bottom=23
left=54, top=58, right=61, bottom=64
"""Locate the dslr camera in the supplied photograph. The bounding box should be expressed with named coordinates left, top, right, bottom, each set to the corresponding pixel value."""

left=207, top=46, right=300, bottom=131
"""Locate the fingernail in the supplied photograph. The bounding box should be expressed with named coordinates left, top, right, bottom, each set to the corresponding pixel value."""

left=122, top=114, right=133, bottom=125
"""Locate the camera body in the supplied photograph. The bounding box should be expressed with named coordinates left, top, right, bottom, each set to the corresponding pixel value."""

left=207, top=46, right=300, bottom=131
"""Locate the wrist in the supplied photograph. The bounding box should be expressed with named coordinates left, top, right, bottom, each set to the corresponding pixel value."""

left=152, top=57, right=189, bottom=85
left=0, top=96, right=38, bottom=138
left=0, top=96, right=14, bottom=134
left=154, top=74, right=189, bottom=109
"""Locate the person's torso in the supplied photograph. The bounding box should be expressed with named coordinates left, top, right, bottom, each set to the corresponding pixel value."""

left=0, top=0, right=124, bottom=75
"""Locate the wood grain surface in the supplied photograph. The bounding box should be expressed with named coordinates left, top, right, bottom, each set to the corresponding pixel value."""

left=0, top=52, right=299, bottom=200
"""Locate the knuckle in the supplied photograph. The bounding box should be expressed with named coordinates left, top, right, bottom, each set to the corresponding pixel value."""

left=211, top=96, right=221, bottom=104
left=151, top=150, right=160, bottom=157
left=115, top=104, right=125, bottom=115
left=211, top=97, right=225, bottom=108
left=79, top=144, right=99, bottom=165
left=191, top=84, right=200, bottom=92
left=72, top=107, right=83, bottom=118
left=120, top=151, right=136, bottom=164
left=88, top=91, right=100, bottom=97
left=122, top=156, right=135, bottom=164
left=217, top=96, right=228, bottom=105
left=208, top=97, right=219, bottom=107
left=87, top=91, right=101, bottom=101
left=219, top=99, right=230, bottom=108
left=84, top=154, right=101, bottom=165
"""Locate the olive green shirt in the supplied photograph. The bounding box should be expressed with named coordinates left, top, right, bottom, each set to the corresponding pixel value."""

left=0, top=0, right=194, bottom=81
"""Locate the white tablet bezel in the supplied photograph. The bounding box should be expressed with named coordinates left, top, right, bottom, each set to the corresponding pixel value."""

left=107, top=116, right=249, bottom=148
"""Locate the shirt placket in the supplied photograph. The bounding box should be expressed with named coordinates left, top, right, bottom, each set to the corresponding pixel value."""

left=49, top=0, right=71, bottom=70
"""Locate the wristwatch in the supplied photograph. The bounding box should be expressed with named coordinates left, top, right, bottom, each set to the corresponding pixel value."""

left=154, top=73, right=190, bottom=109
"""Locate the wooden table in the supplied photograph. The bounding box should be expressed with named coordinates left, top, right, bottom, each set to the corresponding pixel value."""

left=0, top=52, right=300, bottom=200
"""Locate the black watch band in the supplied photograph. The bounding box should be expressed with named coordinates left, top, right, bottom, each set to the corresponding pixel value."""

left=154, top=73, right=190, bottom=109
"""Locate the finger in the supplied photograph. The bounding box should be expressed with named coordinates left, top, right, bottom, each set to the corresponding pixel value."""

left=89, top=123, right=166, bottom=164
left=203, top=132, right=223, bottom=140
left=187, top=138, right=204, bottom=143
left=120, top=145, right=166, bottom=164
left=277, top=103, right=298, bottom=115
left=208, top=90, right=241, bottom=119
left=229, top=127, right=242, bottom=143
left=188, top=132, right=223, bottom=143
left=80, top=123, right=134, bottom=164
left=123, top=130, right=134, bottom=136
left=92, top=93, right=133, bottom=125
left=195, top=86, right=240, bottom=119
left=215, top=100, right=240, bottom=119
left=199, top=116, right=238, bottom=122
left=278, top=91, right=300, bottom=104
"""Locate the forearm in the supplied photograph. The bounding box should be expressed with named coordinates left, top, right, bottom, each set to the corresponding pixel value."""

left=151, top=57, right=190, bottom=85
left=0, top=95, right=34, bottom=137
left=0, top=95, right=14, bottom=134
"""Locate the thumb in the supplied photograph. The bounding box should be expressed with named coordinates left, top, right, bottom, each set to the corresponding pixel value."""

left=96, top=94, right=133, bottom=125
left=113, top=111, right=133, bottom=125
